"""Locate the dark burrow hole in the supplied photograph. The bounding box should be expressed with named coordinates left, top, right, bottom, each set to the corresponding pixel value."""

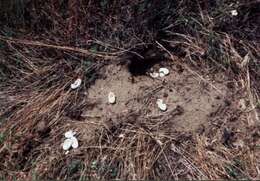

left=127, top=57, right=163, bottom=76
left=126, top=47, right=166, bottom=76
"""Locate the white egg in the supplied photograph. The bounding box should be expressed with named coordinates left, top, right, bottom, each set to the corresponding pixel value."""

left=71, top=137, right=79, bottom=149
left=70, top=78, right=82, bottom=89
left=63, top=138, right=73, bottom=150
left=65, top=130, right=76, bottom=138
left=149, top=72, right=159, bottom=78
left=108, top=92, right=116, bottom=104
left=159, top=68, right=169, bottom=76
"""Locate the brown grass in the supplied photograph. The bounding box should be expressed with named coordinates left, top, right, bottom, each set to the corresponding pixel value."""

left=0, top=0, right=259, bottom=180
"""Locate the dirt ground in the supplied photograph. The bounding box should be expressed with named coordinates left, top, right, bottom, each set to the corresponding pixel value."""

left=0, top=55, right=259, bottom=180
left=85, top=61, right=228, bottom=132
left=26, top=58, right=257, bottom=180
left=0, top=1, right=259, bottom=180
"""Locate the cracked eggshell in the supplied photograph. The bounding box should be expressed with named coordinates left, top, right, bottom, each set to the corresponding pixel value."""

left=65, top=130, right=76, bottom=138
left=63, top=138, right=73, bottom=150
left=156, top=99, right=167, bottom=111
left=149, top=72, right=159, bottom=78
left=231, top=10, right=238, bottom=16
left=159, top=72, right=166, bottom=77
left=159, top=68, right=169, bottom=76
left=156, top=99, right=163, bottom=104
left=158, top=102, right=167, bottom=111
left=71, top=137, right=79, bottom=149
left=71, top=78, right=82, bottom=89
left=108, top=92, right=116, bottom=104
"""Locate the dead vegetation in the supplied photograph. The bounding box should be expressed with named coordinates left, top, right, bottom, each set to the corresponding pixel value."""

left=0, top=0, right=259, bottom=180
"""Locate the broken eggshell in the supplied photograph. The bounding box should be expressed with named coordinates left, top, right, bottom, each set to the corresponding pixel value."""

left=158, top=102, right=167, bottom=111
left=108, top=92, right=116, bottom=104
left=71, top=136, right=79, bottom=148
left=231, top=10, right=238, bottom=16
left=156, top=99, right=163, bottom=104
left=159, top=68, right=169, bottom=77
left=156, top=99, right=167, bottom=111
left=149, top=72, right=159, bottom=78
left=159, top=72, right=166, bottom=77
left=65, top=130, right=76, bottom=138
left=63, top=130, right=79, bottom=151
left=63, top=138, right=73, bottom=151
left=70, top=78, right=82, bottom=89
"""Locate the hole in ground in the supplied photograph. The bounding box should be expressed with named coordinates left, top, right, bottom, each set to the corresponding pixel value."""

left=127, top=57, right=163, bottom=76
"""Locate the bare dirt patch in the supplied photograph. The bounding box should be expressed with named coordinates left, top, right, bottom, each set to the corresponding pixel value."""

left=84, top=61, right=228, bottom=132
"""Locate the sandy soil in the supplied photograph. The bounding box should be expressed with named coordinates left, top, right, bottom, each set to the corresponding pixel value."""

left=83, top=60, right=228, bottom=133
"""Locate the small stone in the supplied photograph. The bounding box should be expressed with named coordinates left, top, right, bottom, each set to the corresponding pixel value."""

left=70, top=78, right=82, bottom=89
left=108, top=92, right=116, bottom=104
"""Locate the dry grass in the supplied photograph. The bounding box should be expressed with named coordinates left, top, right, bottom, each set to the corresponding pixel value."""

left=0, top=0, right=259, bottom=180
